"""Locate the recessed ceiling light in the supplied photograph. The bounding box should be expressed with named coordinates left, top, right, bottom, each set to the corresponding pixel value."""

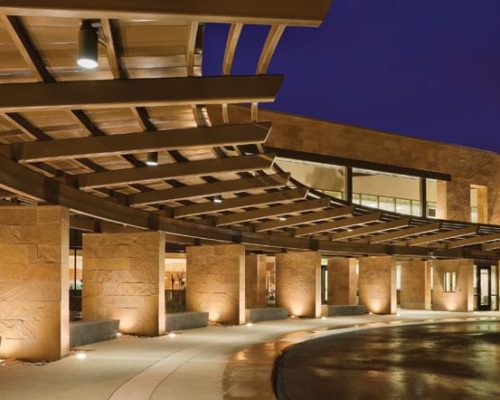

left=279, top=216, right=287, bottom=221
left=213, top=196, right=223, bottom=204
left=145, top=152, right=159, bottom=166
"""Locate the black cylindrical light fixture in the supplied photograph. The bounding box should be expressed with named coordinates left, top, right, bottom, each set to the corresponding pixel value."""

left=77, top=20, right=98, bottom=69
left=145, top=152, right=159, bottom=167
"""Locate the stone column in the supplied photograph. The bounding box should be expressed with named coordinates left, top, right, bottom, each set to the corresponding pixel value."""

left=245, top=254, right=268, bottom=309
left=400, top=260, right=431, bottom=310
left=359, top=256, right=397, bottom=314
left=432, top=259, right=474, bottom=312
left=83, top=231, right=165, bottom=336
left=186, top=244, right=245, bottom=325
left=327, top=258, right=358, bottom=306
left=0, top=206, right=69, bottom=362
left=275, top=251, right=321, bottom=318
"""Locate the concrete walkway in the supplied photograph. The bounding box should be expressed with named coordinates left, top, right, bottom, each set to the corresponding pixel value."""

left=0, top=310, right=499, bottom=400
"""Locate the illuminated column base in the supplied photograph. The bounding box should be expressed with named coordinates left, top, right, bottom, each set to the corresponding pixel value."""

left=275, top=251, right=321, bottom=318
left=245, top=254, right=268, bottom=309
left=0, top=206, right=69, bottom=362
left=400, top=260, right=431, bottom=310
left=83, top=231, right=165, bottom=336
left=432, top=259, right=474, bottom=312
left=327, top=258, right=358, bottom=306
left=186, top=244, right=245, bottom=325
left=359, top=256, right=397, bottom=314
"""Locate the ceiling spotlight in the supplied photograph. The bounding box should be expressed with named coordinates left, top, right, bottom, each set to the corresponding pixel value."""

left=145, top=152, right=159, bottom=167
left=213, top=195, right=223, bottom=204
left=77, top=20, right=99, bottom=69
left=279, top=216, right=287, bottom=222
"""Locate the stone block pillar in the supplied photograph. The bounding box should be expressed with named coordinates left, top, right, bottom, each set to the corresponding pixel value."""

left=0, top=206, right=69, bottom=361
left=400, top=260, right=431, bottom=310
left=186, top=244, right=245, bottom=325
left=359, top=256, right=397, bottom=314
left=327, top=258, right=358, bottom=306
left=275, top=251, right=321, bottom=318
left=432, top=259, right=474, bottom=312
left=245, top=254, right=268, bottom=309
left=83, top=231, right=165, bottom=336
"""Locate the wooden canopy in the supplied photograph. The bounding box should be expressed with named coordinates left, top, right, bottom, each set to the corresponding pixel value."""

left=0, top=1, right=498, bottom=260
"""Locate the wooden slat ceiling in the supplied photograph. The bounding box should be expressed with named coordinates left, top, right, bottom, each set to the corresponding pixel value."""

left=0, top=1, right=498, bottom=260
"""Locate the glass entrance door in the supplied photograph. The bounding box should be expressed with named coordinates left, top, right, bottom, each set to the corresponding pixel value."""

left=474, top=264, right=500, bottom=311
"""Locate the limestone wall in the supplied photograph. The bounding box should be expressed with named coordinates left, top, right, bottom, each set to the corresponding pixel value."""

left=359, top=256, right=397, bottom=314
left=0, top=206, right=69, bottom=361
left=432, top=259, right=474, bottom=312
left=400, top=260, right=431, bottom=310
left=186, top=244, right=245, bottom=325
left=83, top=231, right=165, bottom=336
left=275, top=251, right=321, bottom=318
left=327, top=258, right=358, bottom=306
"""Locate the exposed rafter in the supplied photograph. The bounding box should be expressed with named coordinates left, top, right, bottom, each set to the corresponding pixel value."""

left=0, top=75, right=284, bottom=112
left=173, top=187, right=308, bottom=218
left=369, top=222, right=442, bottom=244
left=483, top=241, right=500, bottom=251
left=216, top=198, right=331, bottom=227
left=0, top=123, right=271, bottom=163
left=408, top=226, right=478, bottom=247
left=254, top=205, right=354, bottom=232
left=294, top=212, right=382, bottom=238
left=127, top=173, right=290, bottom=207
left=447, top=232, right=500, bottom=249
left=0, top=0, right=332, bottom=27
left=75, top=154, right=275, bottom=189
left=331, top=218, right=411, bottom=241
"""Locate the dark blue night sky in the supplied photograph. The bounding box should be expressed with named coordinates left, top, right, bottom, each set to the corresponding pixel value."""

left=203, top=1, right=500, bottom=153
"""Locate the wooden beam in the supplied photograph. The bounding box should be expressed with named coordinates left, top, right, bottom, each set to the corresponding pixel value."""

left=0, top=0, right=332, bottom=27
left=0, top=153, right=496, bottom=260
left=331, top=218, right=411, bottom=241
left=76, top=153, right=275, bottom=189
left=447, top=232, right=500, bottom=249
left=408, top=226, right=478, bottom=247
left=128, top=173, right=289, bottom=207
left=173, top=187, right=308, bottom=218
left=70, top=214, right=142, bottom=233
left=294, top=212, right=382, bottom=238
left=369, top=222, right=442, bottom=244
left=257, top=24, right=286, bottom=74
left=216, top=197, right=331, bottom=226
left=482, top=240, right=500, bottom=251
left=254, top=205, right=353, bottom=232
left=1, top=123, right=271, bottom=163
left=0, top=75, right=284, bottom=112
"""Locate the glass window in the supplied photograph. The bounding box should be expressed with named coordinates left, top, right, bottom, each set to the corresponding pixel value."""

left=352, top=193, right=361, bottom=204
left=361, top=194, right=378, bottom=208
left=411, top=200, right=422, bottom=217
left=444, top=272, right=457, bottom=292
left=276, top=158, right=346, bottom=199
left=379, top=196, right=396, bottom=212
left=427, top=202, right=437, bottom=218
left=396, top=198, right=411, bottom=215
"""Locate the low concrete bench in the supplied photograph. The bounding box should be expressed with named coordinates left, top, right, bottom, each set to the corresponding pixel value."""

left=165, top=312, right=208, bottom=331
left=325, top=305, right=367, bottom=316
left=70, top=320, right=119, bottom=348
left=246, top=307, right=288, bottom=323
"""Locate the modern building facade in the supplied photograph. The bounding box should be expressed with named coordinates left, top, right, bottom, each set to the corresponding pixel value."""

left=0, top=1, right=498, bottom=364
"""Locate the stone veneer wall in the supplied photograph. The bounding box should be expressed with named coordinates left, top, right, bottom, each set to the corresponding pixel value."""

left=400, top=260, right=431, bottom=310
left=186, top=244, right=245, bottom=325
left=359, top=256, right=397, bottom=314
left=0, top=206, right=69, bottom=361
left=275, top=251, right=321, bottom=318
left=213, top=106, right=500, bottom=224
left=245, top=254, right=268, bottom=309
left=432, top=259, right=474, bottom=312
left=83, top=231, right=165, bottom=336
left=327, top=258, right=358, bottom=306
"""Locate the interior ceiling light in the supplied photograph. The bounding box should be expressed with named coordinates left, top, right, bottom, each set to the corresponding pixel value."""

left=145, top=152, right=159, bottom=167
left=77, top=20, right=99, bottom=69
left=213, top=195, right=223, bottom=204
left=279, top=216, right=287, bottom=221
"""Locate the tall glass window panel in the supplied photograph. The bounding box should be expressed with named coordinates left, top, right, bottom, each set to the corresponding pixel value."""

left=276, top=158, right=346, bottom=200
